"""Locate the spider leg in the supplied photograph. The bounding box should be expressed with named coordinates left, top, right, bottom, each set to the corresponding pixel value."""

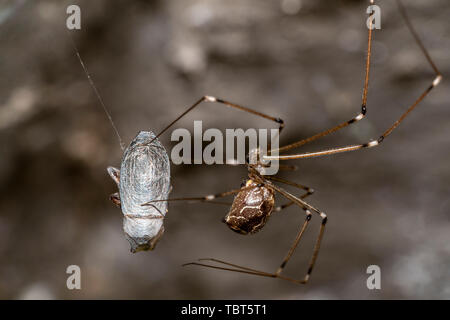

left=183, top=179, right=326, bottom=285
left=182, top=261, right=276, bottom=278
left=270, top=1, right=376, bottom=155
left=264, top=70, right=441, bottom=161
left=140, top=185, right=256, bottom=206
left=267, top=181, right=327, bottom=283
left=184, top=258, right=275, bottom=276
left=265, top=176, right=314, bottom=195
left=265, top=0, right=442, bottom=161
left=265, top=176, right=315, bottom=212
left=140, top=169, right=303, bottom=209
left=150, top=96, right=284, bottom=146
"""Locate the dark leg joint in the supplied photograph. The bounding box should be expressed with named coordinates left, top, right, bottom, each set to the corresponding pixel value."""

left=276, top=117, right=285, bottom=132
left=361, top=104, right=367, bottom=115
left=307, top=266, right=313, bottom=275
left=377, top=136, right=384, bottom=143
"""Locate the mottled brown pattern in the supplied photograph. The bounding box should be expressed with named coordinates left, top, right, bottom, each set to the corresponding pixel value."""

left=224, top=180, right=275, bottom=234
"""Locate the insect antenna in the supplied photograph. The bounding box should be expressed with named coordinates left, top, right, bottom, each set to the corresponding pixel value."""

left=67, top=32, right=125, bottom=151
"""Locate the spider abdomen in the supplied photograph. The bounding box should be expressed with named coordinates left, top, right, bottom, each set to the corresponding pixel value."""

left=224, top=180, right=275, bottom=235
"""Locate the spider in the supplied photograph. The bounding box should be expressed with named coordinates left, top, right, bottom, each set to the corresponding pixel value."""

left=142, top=0, right=442, bottom=284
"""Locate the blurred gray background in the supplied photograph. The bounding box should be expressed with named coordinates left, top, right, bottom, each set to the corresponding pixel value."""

left=0, top=0, right=449, bottom=299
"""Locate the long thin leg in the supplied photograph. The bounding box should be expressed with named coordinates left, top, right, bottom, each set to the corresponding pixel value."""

left=264, top=176, right=315, bottom=212
left=271, top=0, right=376, bottom=154
left=183, top=214, right=313, bottom=282
left=140, top=175, right=307, bottom=209
left=265, top=73, right=441, bottom=160
left=143, top=177, right=313, bottom=211
left=140, top=166, right=302, bottom=209
left=267, top=181, right=327, bottom=283
left=396, top=0, right=440, bottom=75
left=150, top=96, right=284, bottom=145
left=266, top=0, right=442, bottom=161
left=142, top=179, right=311, bottom=212
left=265, top=176, right=314, bottom=195
left=141, top=185, right=258, bottom=207
left=183, top=180, right=327, bottom=284
left=223, top=162, right=297, bottom=171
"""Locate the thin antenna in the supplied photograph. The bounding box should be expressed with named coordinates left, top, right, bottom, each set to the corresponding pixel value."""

left=67, top=31, right=125, bottom=150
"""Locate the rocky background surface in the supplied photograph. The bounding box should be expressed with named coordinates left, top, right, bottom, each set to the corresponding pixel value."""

left=0, top=0, right=449, bottom=299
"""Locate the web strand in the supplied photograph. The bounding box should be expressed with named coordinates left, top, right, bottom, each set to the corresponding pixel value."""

left=67, top=32, right=125, bottom=150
